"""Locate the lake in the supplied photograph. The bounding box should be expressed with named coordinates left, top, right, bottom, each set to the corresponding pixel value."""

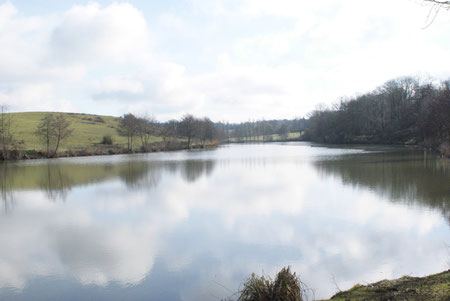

left=0, top=142, right=449, bottom=300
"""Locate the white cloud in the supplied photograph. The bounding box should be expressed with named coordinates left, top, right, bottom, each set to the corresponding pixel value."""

left=157, top=13, right=186, bottom=31
left=0, top=0, right=449, bottom=120
left=0, top=3, right=50, bottom=82
left=49, top=3, right=152, bottom=64
left=91, top=76, right=145, bottom=100
left=0, top=83, right=74, bottom=112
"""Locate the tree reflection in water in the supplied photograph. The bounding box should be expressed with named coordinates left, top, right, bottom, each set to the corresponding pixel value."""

left=39, top=163, right=72, bottom=201
left=0, top=163, right=14, bottom=213
left=0, top=158, right=217, bottom=210
left=313, top=150, right=450, bottom=223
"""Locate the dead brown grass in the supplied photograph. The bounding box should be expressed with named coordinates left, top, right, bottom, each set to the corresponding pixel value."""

left=238, top=267, right=305, bottom=301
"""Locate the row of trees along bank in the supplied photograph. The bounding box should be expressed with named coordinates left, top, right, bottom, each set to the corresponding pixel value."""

left=115, top=115, right=307, bottom=151
left=225, top=118, right=308, bottom=142
left=117, top=113, right=220, bottom=151
left=304, top=77, right=450, bottom=156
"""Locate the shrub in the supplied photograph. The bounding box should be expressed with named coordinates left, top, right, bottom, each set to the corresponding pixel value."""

left=238, top=266, right=304, bottom=301
left=101, top=135, right=113, bottom=145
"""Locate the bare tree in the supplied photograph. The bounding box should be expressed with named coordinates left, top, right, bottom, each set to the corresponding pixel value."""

left=179, top=114, right=197, bottom=149
left=36, top=114, right=56, bottom=157
left=423, top=0, right=450, bottom=27
left=117, top=113, right=139, bottom=152
left=136, top=115, right=158, bottom=151
left=53, top=114, right=73, bottom=157
left=0, top=105, right=17, bottom=160
left=425, top=0, right=450, bottom=7
left=35, top=114, right=73, bottom=157
left=197, top=117, right=216, bottom=147
left=161, top=119, right=178, bottom=150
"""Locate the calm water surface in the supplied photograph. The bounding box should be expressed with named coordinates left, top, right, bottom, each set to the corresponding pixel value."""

left=0, top=142, right=449, bottom=300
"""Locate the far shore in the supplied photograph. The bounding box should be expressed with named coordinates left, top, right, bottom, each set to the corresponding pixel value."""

left=3, top=140, right=220, bottom=161
left=2, top=138, right=449, bottom=162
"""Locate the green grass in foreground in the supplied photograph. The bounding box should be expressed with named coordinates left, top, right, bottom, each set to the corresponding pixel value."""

left=8, top=112, right=161, bottom=151
left=231, top=267, right=449, bottom=301
left=321, top=269, right=450, bottom=301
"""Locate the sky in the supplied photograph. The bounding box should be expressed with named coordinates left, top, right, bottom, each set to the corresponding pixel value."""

left=0, top=0, right=449, bottom=122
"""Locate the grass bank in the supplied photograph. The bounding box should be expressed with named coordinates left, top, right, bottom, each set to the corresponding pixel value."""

left=9, top=112, right=157, bottom=150
left=3, top=112, right=219, bottom=160
left=321, top=269, right=450, bottom=301
left=231, top=268, right=449, bottom=301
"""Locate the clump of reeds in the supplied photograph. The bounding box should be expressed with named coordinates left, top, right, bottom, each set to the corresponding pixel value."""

left=238, top=266, right=305, bottom=301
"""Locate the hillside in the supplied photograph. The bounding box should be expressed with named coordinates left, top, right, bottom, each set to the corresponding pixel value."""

left=8, top=112, right=160, bottom=151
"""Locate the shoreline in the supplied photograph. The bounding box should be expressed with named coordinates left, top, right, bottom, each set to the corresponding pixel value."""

left=319, top=269, right=449, bottom=301
left=1, top=139, right=448, bottom=162
left=2, top=140, right=220, bottom=161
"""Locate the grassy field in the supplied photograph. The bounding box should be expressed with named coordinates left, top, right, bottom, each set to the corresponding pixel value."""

left=8, top=112, right=161, bottom=151
left=229, top=131, right=303, bottom=142
left=6, top=112, right=302, bottom=154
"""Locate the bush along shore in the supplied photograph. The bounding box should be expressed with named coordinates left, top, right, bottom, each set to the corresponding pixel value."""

left=225, top=268, right=450, bottom=301
left=8, top=140, right=220, bottom=161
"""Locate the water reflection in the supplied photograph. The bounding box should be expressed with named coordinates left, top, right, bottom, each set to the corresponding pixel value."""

left=118, top=161, right=161, bottom=189
left=0, top=164, right=14, bottom=213
left=0, top=144, right=448, bottom=300
left=0, top=158, right=216, bottom=205
left=180, top=160, right=215, bottom=182
left=39, top=163, right=72, bottom=201
left=313, top=150, right=450, bottom=223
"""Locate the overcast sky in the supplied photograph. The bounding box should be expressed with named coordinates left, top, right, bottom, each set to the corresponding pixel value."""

left=1, top=0, right=449, bottom=122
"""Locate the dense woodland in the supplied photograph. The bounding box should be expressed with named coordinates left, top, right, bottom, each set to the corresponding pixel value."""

left=303, top=77, right=450, bottom=155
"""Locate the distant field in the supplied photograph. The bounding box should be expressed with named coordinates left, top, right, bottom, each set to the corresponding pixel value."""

left=8, top=112, right=161, bottom=151
left=229, top=131, right=303, bottom=142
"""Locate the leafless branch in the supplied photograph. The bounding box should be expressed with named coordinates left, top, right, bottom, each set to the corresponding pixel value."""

left=422, top=0, right=450, bottom=28
left=424, top=0, right=450, bottom=6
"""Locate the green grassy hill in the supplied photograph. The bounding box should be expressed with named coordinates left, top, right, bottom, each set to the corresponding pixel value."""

left=8, top=112, right=160, bottom=151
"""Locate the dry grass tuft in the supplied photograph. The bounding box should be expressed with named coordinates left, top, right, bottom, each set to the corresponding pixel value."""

left=238, top=266, right=305, bottom=301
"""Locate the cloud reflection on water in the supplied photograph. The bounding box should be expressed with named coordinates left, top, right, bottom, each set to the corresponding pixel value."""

left=0, top=144, right=448, bottom=300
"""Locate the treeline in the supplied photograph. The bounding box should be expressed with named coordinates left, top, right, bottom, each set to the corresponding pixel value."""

left=115, top=115, right=308, bottom=150
left=304, top=77, right=450, bottom=155
left=116, top=113, right=221, bottom=151
left=1, top=75, right=449, bottom=159
left=224, top=118, right=308, bottom=142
